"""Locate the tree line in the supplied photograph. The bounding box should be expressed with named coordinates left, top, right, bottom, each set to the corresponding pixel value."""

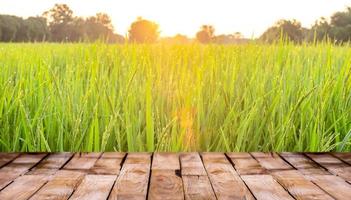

left=0, top=4, right=350, bottom=43
left=0, top=4, right=124, bottom=43
left=196, top=7, right=351, bottom=44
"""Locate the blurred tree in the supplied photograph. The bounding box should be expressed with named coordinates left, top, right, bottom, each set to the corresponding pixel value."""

left=0, top=15, right=21, bottom=41
left=128, top=17, right=159, bottom=43
left=95, top=13, right=113, bottom=30
left=196, top=25, right=215, bottom=43
left=43, top=4, right=75, bottom=41
left=213, top=32, right=249, bottom=44
left=14, top=17, right=49, bottom=42
left=329, top=7, right=351, bottom=42
left=160, top=34, right=191, bottom=44
left=172, top=34, right=191, bottom=43
left=260, top=19, right=304, bottom=43
left=83, top=13, right=115, bottom=41
left=308, top=17, right=332, bottom=42
left=43, top=4, right=73, bottom=25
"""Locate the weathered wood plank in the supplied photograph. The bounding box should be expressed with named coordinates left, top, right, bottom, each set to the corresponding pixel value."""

left=306, top=153, right=351, bottom=182
left=0, top=153, right=47, bottom=190
left=308, top=175, right=351, bottom=200
left=182, top=175, right=216, bottom=200
left=28, top=153, right=73, bottom=175
left=90, top=152, right=125, bottom=175
left=63, top=153, right=101, bottom=170
left=0, top=153, right=19, bottom=168
left=30, top=170, right=85, bottom=200
left=69, top=174, right=116, bottom=200
left=0, top=175, right=48, bottom=200
left=279, top=153, right=329, bottom=175
left=180, top=153, right=207, bottom=176
left=332, top=153, right=351, bottom=165
left=271, top=170, right=333, bottom=200
left=242, top=175, right=294, bottom=200
left=180, top=153, right=216, bottom=200
left=201, top=153, right=254, bottom=200
left=109, top=153, right=151, bottom=200
left=148, top=153, right=184, bottom=200
left=152, top=153, right=180, bottom=170
left=227, top=152, right=266, bottom=175
left=251, top=152, right=292, bottom=170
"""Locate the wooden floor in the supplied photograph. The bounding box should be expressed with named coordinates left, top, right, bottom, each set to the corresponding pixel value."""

left=0, top=153, right=350, bottom=200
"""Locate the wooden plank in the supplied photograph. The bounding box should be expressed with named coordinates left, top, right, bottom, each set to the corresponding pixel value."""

left=242, top=175, right=294, bottom=200
left=271, top=170, right=333, bottom=200
left=0, top=153, right=19, bottom=168
left=148, top=153, right=184, bottom=200
left=30, top=170, right=85, bottom=200
left=279, top=153, right=329, bottom=175
left=69, top=174, right=116, bottom=200
left=309, top=175, right=351, bottom=200
left=180, top=153, right=216, bottom=200
left=0, top=153, right=47, bottom=190
left=0, top=175, right=48, bottom=200
left=227, top=152, right=266, bottom=175
left=251, top=152, right=292, bottom=170
left=180, top=153, right=206, bottom=176
left=332, top=152, right=351, bottom=165
left=152, top=153, right=180, bottom=170
left=306, top=153, right=351, bottom=182
left=109, top=153, right=151, bottom=200
left=201, top=153, right=254, bottom=200
left=90, top=152, right=125, bottom=175
left=28, top=153, right=73, bottom=175
left=182, top=175, right=216, bottom=200
left=64, top=153, right=101, bottom=170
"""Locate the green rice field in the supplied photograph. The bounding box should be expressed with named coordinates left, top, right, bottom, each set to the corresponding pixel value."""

left=0, top=42, right=350, bottom=152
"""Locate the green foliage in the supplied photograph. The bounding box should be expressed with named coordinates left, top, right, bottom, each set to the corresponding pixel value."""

left=0, top=4, right=124, bottom=43
left=128, top=17, right=159, bottom=43
left=329, top=7, right=351, bottom=42
left=0, top=15, right=22, bottom=41
left=0, top=42, right=350, bottom=152
left=260, top=19, right=305, bottom=43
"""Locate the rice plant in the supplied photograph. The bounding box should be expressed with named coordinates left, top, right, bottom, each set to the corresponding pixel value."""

left=0, top=42, right=350, bottom=152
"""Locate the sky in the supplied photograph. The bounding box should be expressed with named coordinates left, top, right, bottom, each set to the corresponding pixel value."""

left=0, top=0, right=350, bottom=38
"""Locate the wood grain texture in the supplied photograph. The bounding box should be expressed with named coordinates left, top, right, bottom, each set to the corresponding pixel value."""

left=148, top=170, right=184, bottom=200
left=279, top=153, right=329, bottom=175
left=0, top=153, right=47, bottom=190
left=63, top=153, right=101, bottom=170
left=152, top=153, right=180, bottom=170
left=306, top=153, right=351, bottom=182
left=29, top=170, right=85, bottom=200
left=308, top=175, right=351, bottom=200
left=271, top=170, right=333, bottom=200
left=227, top=152, right=266, bottom=175
left=28, top=153, right=73, bottom=175
left=242, top=175, right=294, bottom=200
left=0, top=153, right=19, bottom=168
left=180, top=153, right=216, bottom=200
left=109, top=153, right=151, bottom=200
left=0, top=175, right=48, bottom=200
left=251, top=152, right=292, bottom=170
left=180, top=153, right=207, bottom=176
left=0, top=152, right=349, bottom=199
left=69, top=175, right=116, bottom=200
left=332, top=153, right=351, bottom=165
left=201, top=153, right=254, bottom=200
left=149, top=153, right=184, bottom=200
left=90, top=152, right=125, bottom=175
left=183, top=175, right=216, bottom=200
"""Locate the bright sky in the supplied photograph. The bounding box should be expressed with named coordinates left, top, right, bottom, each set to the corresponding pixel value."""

left=0, top=0, right=350, bottom=38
